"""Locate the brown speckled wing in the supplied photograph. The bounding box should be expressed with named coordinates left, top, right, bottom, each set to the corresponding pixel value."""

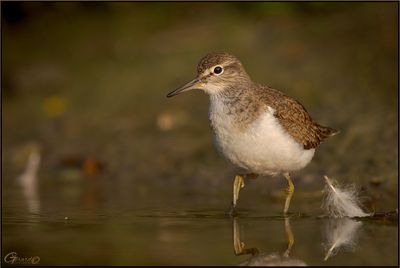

left=260, top=86, right=339, bottom=150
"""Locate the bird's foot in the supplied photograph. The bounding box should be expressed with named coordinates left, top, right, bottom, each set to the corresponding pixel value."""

left=226, top=203, right=239, bottom=217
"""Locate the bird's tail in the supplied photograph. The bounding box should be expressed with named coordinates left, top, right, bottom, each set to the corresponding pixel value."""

left=316, top=124, right=340, bottom=139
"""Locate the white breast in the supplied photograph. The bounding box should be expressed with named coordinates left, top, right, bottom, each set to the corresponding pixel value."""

left=209, top=98, right=315, bottom=175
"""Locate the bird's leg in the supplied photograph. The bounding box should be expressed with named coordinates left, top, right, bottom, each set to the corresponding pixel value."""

left=233, top=175, right=245, bottom=207
left=283, top=216, right=294, bottom=257
left=229, top=173, right=258, bottom=216
left=283, top=173, right=295, bottom=215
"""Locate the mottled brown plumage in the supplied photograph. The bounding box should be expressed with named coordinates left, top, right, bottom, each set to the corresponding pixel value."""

left=256, top=85, right=339, bottom=149
left=197, top=52, right=339, bottom=150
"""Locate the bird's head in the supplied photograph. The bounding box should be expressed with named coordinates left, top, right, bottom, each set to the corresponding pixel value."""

left=167, top=52, right=251, bottom=98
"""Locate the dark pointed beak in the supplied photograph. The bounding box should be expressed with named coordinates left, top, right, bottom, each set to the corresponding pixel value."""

left=167, top=78, right=203, bottom=98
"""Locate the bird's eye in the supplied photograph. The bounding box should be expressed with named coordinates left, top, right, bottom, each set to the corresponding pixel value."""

left=213, top=66, right=223, bottom=75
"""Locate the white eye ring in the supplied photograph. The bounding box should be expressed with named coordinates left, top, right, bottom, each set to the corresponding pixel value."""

left=212, top=66, right=224, bottom=75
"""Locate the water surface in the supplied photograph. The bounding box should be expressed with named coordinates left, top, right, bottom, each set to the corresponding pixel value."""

left=2, top=180, right=398, bottom=266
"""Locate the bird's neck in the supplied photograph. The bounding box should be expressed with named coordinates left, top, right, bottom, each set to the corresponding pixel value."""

left=209, top=83, right=264, bottom=130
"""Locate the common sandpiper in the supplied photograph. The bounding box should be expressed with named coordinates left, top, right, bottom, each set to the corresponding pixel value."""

left=167, top=52, right=339, bottom=215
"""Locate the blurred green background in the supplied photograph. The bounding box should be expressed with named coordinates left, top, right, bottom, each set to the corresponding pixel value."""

left=2, top=2, right=398, bottom=266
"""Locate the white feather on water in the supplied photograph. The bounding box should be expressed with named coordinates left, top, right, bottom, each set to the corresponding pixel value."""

left=322, top=175, right=370, bottom=218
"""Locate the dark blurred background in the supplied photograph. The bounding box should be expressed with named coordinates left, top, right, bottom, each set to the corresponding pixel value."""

left=2, top=2, right=398, bottom=265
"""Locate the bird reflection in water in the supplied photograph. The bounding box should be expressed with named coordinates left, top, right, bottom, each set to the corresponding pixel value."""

left=233, top=217, right=306, bottom=266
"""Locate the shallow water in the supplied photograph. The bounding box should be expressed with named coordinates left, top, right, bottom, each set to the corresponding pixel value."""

left=2, top=180, right=398, bottom=266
